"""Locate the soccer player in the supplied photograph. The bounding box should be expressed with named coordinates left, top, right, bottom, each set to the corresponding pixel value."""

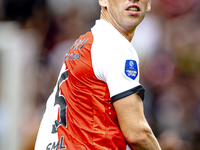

left=35, top=0, right=161, bottom=149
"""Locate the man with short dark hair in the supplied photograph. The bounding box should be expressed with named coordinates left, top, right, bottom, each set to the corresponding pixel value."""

left=35, top=0, right=161, bottom=149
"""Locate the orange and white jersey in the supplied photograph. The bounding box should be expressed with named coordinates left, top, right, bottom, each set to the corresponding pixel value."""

left=35, top=20, right=144, bottom=150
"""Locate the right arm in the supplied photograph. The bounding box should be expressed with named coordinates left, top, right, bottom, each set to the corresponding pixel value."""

left=113, top=93, right=161, bottom=150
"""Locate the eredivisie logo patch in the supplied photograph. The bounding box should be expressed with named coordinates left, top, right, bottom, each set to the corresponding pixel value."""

left=125, top=60, right=138, bottom=80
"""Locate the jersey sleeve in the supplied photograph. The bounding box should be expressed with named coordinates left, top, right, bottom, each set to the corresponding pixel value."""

left=91, top=35, right=145, bottom=103
left=106, top=57, right=145, bottom=103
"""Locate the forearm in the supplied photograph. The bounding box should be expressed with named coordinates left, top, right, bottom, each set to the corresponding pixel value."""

left=113, top=94, right=161, bottom=150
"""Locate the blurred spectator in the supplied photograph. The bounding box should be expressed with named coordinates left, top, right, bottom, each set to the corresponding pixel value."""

left=0, top=0, right=50, bottom=149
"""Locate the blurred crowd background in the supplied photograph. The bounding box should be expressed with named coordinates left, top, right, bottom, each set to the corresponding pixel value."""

left=0, top=0, right=200, bottom=150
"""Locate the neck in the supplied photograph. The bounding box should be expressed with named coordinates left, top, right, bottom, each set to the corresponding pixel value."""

left=100, top=8, right=135, bottom=42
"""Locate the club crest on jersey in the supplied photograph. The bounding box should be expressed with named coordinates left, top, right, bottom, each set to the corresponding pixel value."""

left=125, top=60, right=138, bottom=80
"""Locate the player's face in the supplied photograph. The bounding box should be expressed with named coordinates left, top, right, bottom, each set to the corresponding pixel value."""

left=100, top=0, right=151, bottom=32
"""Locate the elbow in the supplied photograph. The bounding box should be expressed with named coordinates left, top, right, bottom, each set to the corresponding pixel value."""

left=126, top=132, right=149, bottom=147
left=124, top=125, right=153, bottom=148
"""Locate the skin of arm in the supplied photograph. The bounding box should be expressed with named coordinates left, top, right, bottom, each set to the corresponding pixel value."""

left=113, top=93, right=161, bottom=150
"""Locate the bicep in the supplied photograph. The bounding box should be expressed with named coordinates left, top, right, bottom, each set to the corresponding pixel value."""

left=113, top=93, right=148, bottom=139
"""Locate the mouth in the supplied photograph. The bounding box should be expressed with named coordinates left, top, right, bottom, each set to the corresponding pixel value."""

left=126, top=5, right=140, bottom=12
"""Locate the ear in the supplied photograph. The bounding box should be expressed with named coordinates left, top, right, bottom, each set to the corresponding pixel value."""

left=146, top=0, right=151, bottom=13
left=99, top=0, right=107, bottom=8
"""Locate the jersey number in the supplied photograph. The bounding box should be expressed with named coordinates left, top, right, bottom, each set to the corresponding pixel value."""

left=52, top=69, right=68, bottom=133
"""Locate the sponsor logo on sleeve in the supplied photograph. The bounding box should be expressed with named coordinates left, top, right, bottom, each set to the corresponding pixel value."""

left=125, top=60, right=138, bottom=80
